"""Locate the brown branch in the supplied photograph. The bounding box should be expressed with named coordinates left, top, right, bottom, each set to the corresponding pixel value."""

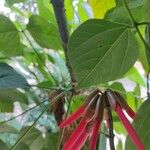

left=107, top=107, right=115, bottom=150
left=50, top=0, right=76, bottom=91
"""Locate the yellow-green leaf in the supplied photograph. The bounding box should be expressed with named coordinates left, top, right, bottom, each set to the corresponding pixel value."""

left=88, top=0, right=115, bottom=18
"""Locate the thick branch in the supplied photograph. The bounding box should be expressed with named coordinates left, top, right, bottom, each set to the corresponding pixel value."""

left=51, top=0, right=76, bottom=90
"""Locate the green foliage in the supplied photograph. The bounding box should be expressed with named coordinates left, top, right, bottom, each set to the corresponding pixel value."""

left=88, top=0, right=116, bottom=18
left=5, top=0, right=24, bottom=6
left=0, top=0, right=150, bottom=149
left=0, top=89, right=28, bottom=112
left=0, top=15, right=23, bottom=57
left=0, top=63, right=29, bottom=89
left=0, top=124, right=18, bottom=133
left=106, top=0, right=150, bottom=25
left=27, top=15, right=62, bottom=50
left=18, top=127, right=45, bottom=150
left=68, top=19, right=139, bottom=88
left=0, top=140, right=8, bottom=150
left=125, top=99, right=150, bottom=150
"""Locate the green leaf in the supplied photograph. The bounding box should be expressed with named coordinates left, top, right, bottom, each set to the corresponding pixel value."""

left=78, top=1, right=89, bottom=22
left=0, top=140, right=8, bottom=150
left=125, top=99, right=150, bottom=150
left=14, top=142, right=30, bottom=150
left=0, top=15, right=23, bottom=57
left=109, top=82, right=126, bottom=95
left=65, top=0, right=74, bottom=21
left=0, top=124, right=18, bottom=133
left=126, top=67, right=146, bottom=86
left=27, top=15, right=62, bottom=50
left=116, top=140, right=123, bottom=150
left=106, top=0, right=150, bottom=26
left=19, top=127, right=45, bottom=150
left=0, top=89, right=28, bottom=112
left=88, top=0, right=116, bottom=18
left=145, top=24, right=150, bottom=67
left=37, top=80, right=56, bottom=88
left=5, top=0, right=24, bottom=6
left=37, top=0, right=56, bottom=23
left=46, top=133, right=59, bottom=150
left=0, top=63, right=29, bottom=89
left=68, top=19, right=139, bottom=88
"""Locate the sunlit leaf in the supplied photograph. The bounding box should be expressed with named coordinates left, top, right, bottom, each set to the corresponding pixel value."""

left=88, top=0, right=115, bottom=18
left=126, top=67, right=146, bottom=86
left=37, top=0, right=56, bottom=23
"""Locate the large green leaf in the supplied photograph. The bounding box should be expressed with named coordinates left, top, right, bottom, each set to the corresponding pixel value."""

left=68, top=19, right=139, bottom=88
left=0, top=63, right=29, bottom=89
left=0, top=15, right=23, bottom=57
left=27, top=15, right=62, bottom=50
left=125, top=99, right=150, bottom=150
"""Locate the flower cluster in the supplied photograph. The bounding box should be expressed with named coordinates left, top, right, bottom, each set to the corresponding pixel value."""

left=59, top=89, right=144, bottom=150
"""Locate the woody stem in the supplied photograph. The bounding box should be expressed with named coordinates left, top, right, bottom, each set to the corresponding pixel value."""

left=107, top=107, right=115, bottom=150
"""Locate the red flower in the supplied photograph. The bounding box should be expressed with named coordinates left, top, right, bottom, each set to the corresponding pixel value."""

left=59, top=90, right=144, bottom=150
left=59, top=91, right=104, bottom=150
left=107, top=90, right=144, bottom=150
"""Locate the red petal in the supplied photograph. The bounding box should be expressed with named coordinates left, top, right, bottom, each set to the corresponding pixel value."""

left=62, top=119, right=87, bottom=150
left=71, top=129, right=89, bottom=150
left=115, top=104, right=144, bottom=150
left=126, top=107, right=136, bottom=119
left=59, top=104, right=86, bottom=128
left=90, top=120, right=100, bottom=150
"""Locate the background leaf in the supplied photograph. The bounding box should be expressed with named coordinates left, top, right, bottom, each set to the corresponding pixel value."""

left=5, top=0, right=24, bottom=6
left=0, top=15, right=23, bottom=57
left=0, top=140, right=8, bottom=150
left=0, top=63, right=29, bottom=89
left=88, top=0, right=115, bottom=18
left=27, top=15, right=62, bottom=50
left=125, top=99, right=150, bottom=150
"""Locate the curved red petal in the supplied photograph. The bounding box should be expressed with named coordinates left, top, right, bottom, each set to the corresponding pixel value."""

left=90, top=120, right=100, bottom=150
left=59, top=104, right=86, bottom=128
left=62, top=119, right=87, bottom=150
left=116, top=104, right=144, bottom=150
left=71, top=129, right=89, bottom=150
left=126, top=107, right=136, bottom=119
